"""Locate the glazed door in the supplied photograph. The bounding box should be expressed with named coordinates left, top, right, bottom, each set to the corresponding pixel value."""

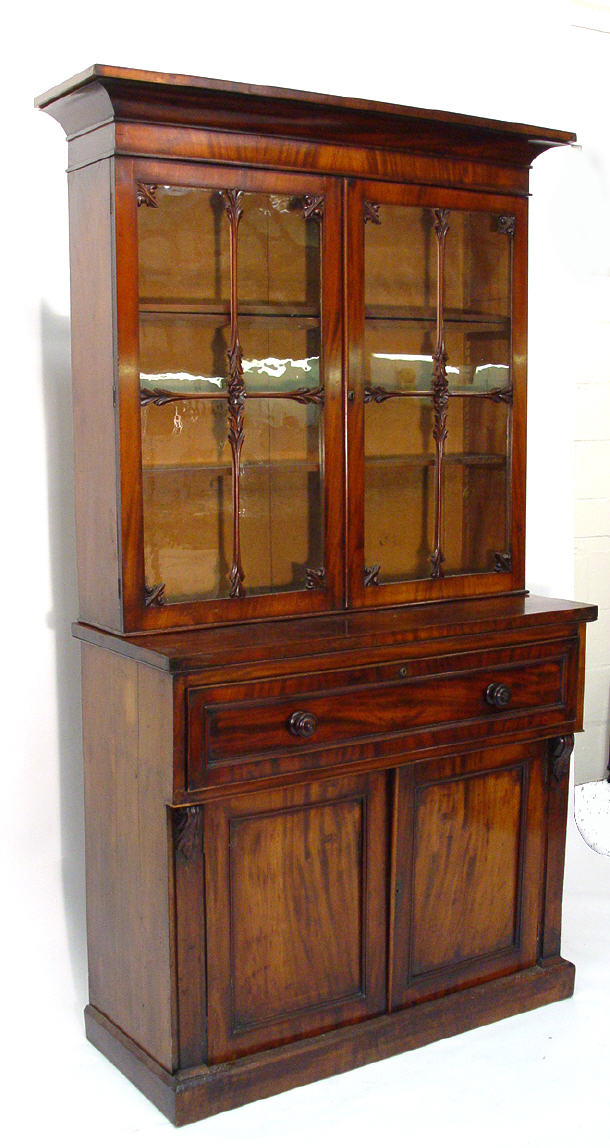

left=203, top=772, right=387, bottom=1062
left=115, top=160, right=343, bottom=630
left=390, top=742, right=546, bottom=1009
left=346, top=181, right=527, bottom=608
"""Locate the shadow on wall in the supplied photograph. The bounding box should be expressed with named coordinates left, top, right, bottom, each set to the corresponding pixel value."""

left=40, top=300, right=88, bottom=1006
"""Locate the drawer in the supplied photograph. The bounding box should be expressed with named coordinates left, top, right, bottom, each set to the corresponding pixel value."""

left=187, top=637, right=578, bottom=789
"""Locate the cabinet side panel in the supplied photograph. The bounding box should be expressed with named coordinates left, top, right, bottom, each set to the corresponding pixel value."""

left=81, top=643, right=174, bottom=1071
left=68, top=159, right=121, bottom=630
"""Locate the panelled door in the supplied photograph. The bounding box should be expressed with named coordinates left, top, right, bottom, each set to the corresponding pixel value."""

left=345, top=180, right=527, bottom=608
left=115, top=159, right=344, bottom=631
left=203, top=772, right=387, bottom=1062
left=390, top=741, right=546, bottom=1008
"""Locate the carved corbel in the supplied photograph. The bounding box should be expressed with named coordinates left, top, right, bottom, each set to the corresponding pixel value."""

left=549, top=735, right=575, bottom=783
left=175, top=806, right=203, bottom=861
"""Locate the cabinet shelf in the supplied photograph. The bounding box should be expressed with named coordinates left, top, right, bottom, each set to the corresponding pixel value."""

left=366, top=453, right=507, bottom=469
left=365, top=305, right=510, bottom=328
left=139, top=300, right=320, bottom=327
left=142, top=453, right=504, bottom=477
left=139, top=301, right=507, bottom=331
left=142, top=458, right=321, bottom=476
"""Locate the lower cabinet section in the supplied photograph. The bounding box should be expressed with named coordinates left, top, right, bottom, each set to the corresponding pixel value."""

left=173, top=740, right=553, bottom=1075
left=202, top=773, right=388, bottom=1062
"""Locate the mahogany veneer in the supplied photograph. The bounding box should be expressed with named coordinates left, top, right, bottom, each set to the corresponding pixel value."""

left=39, top=66, right=595, bottom=1125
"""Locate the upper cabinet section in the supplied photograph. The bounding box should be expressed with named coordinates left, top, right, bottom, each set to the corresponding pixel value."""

left=37, top=67, right=572, bottom=633
left=346, top=182, right=526, bottom=608
left=118, top=163, right=343, bottom=630
left=137, top=178, right=330, bottom=611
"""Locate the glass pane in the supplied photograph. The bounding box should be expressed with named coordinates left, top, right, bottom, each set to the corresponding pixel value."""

left=241, top=398, right=324, bottom=595
left=141, top=398, right=232, bottom=602
left=139, top=315, right=228, bottom=398
left=138, top=185, right=229, bottom=305
left=365, top=397, right=435, bottom=582
left=365, top=205, right=436, bottom=399
left=364, top=323, right=436, bottom=394
left=445, top=324, right=510, bottom=397
left=444, top=210, right=511, bottom=319
left=238, top=192, right=320, bottom=309
left=240, top=318, right=321, bottom=396
left=365, top=204, right=436, bottom=311
left=443, top=396, right=510, bottom=575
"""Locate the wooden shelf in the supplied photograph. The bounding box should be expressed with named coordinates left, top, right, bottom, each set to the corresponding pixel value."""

left=142, top=458, right=321, bottom=476
left=365, top=305, right=510, bottom=328
left=139, top=301, right=320, bottom=327
left=142, top=453, right=504, bottom=477
left=365, top=453, right=507, bottom=469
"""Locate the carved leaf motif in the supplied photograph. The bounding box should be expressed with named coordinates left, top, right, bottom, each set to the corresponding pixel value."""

left=364, top=201, right=381, bottom=225
left=136, top=183, right=159, bottom=208
left=488, top=386, right=513, bottom=405
left=302, top=194, right=324, bottom=220
left=430, top=548, right=444, bottom=579
left=497, top=214, right=516, bottom=236
left=280, top=386, right=324, bottom=406
left=306, top=567, right=326, bottom=590
left=227, top=337, right=246, bottom=455
left=364, top=385, right=396, bottom=404
left=494, top=551, right=512, bottom=573
left=433, top=207, right=450, bottom=240
left=144, top=583, right=166, bottom=607
left=229, top=561, right=245, bottom=598
left=223, top=188, right=244, bottom=226
left=431, top=343, right=449, bottom=447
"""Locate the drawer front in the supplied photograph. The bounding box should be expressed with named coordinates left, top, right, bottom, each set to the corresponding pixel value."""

left=187, top=638, right=578, bottom=789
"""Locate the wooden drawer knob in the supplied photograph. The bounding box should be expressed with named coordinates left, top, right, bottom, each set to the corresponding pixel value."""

left=288, top=710, right=318, bottom=737
left=485, top=682, right=513, bottom=709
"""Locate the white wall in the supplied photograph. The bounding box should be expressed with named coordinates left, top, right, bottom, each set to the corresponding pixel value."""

left=2, top=0, right=608, bottom=1130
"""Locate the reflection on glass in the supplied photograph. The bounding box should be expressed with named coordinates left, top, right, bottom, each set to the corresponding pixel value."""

left=240, top=317, right=321, bottom=395
left=445, top=323, right=510, bottom=399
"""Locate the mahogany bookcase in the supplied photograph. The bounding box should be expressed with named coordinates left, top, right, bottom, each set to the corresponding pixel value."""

left=37, top=66, right=596, bottom=1125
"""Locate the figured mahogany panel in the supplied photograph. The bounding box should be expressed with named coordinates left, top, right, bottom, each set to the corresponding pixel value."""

left=411, top=766, right=522, bottom=973
left=391, top=741, right=547, bottom=1009
left=203, top=773, right=387, bottom=1061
